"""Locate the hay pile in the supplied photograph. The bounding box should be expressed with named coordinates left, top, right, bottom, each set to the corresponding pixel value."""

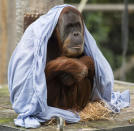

left=45, top=101, right=112, bottom=125
left=79, top=101, right=112, bottom=121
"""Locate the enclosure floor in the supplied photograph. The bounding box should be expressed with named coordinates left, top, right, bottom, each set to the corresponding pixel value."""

left=0, top=82, right=134, bottom=131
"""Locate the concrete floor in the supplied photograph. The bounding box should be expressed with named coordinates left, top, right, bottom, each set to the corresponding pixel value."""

left=0, top=81, right=134, bottom=131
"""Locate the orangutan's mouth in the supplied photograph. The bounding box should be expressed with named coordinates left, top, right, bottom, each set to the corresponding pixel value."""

left=71, top=45, right=81, bottom=49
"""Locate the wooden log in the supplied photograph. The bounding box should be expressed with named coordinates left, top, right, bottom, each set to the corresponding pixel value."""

left=0, top=0, right=8, bottom=84
left=72, top=4, right=134, bottom=12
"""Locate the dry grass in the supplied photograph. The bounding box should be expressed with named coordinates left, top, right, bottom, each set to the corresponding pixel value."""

left=44, top=101, right=112, bottom=125
left=79, top=101, right=112, bottom=121
left=44, top=118, right=57, bottom=126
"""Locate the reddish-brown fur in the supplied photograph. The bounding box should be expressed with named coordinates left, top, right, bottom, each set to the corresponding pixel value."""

left=45, top=56, right=94, bottom=111
left=45, top=7, right=95, bottom=111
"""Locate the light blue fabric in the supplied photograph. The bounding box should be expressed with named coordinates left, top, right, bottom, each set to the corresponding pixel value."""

left=83, top=26, right=130, bottom=112
left=8, top=4, right=130, bottom=128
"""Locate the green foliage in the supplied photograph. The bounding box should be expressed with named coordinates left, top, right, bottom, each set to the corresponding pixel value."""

left=127, top=14, right=134, bottom=55
left=126, top=67, right=134, bottom=82
left=83, top=12, right=110, bottom=44
left=64, top=0, right=81, bottom=3
left=0, top=118, right=13, bottom=124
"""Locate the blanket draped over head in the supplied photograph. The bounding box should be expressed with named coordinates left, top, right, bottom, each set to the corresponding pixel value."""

left=8, top=4, right=130, bottom=128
